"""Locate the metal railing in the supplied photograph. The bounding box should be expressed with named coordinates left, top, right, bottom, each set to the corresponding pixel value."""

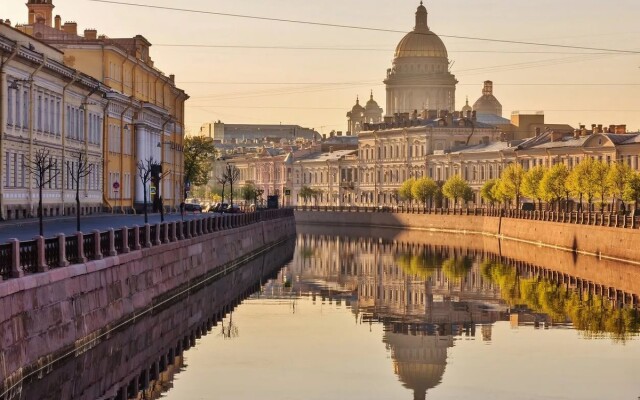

left=0, top=208, right=294, bottom=281
left=293, top=205, right=639, bottom=229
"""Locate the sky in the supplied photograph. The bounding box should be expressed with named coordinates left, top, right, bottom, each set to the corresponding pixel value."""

left=4, top=0, right=640, bottom=135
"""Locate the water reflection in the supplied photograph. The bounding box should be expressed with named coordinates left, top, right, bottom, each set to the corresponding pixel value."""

left=272, top=232, right=640, bottom=399
left=13, top=238, right=295, bottom=400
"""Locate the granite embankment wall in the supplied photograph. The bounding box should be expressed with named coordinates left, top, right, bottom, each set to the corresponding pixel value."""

left=0, top=212, right=295, bottom=393
left=294, top=210, right=640, bottom=264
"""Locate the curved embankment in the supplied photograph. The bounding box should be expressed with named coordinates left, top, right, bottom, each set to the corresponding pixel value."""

left=294, top=210, right=640, bottom=265
left=0, top=212, right=296, bottom=397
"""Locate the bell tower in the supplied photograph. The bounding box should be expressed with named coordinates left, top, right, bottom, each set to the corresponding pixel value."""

left=27, top=0, right=55, bottom=27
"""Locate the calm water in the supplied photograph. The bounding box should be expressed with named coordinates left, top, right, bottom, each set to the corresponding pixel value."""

left=17, top=228, right=640, bottom=400
left=161, top=229, right=640, bottom=400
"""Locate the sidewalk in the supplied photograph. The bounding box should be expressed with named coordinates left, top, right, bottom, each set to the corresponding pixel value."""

left=0, top=211, right=212, bottom=242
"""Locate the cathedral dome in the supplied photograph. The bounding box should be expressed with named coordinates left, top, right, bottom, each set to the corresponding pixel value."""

left=394, top=2, right=448, bottom=59
left=472, top=81, right=502, bottom=116
left=365, top=92, right=380, bottom=111
left=351, top=97, right=365, bottom=114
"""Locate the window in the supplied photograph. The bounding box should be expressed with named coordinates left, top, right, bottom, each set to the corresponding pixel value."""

left=7, top=88, right=13, bottom=126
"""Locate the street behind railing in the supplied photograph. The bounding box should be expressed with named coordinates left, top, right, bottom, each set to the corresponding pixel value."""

left=293, top=205, right=639, bottom=229
left=0, top=209, right=293, bottom=281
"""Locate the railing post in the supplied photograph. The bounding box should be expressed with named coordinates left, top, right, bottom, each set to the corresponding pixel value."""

left=8, top=238, right=23, bottom=278
left=175, top=221, right=183, bottom=240
left=170, top=222, right=178, bottom=242
left=132, top=226, right=141, bottom=250
left=34, top=236, right=48, bottom=272
left=57, top=233, right=69, bottom=268
left=192, top=219, right=198, bottom=237
left=144, top=224, right=152, bottom=248
left=76, top=232, right=87, bottom=262
left=153, top=223, right=161, bottom=245
left=122, top=227, right=130, bottom=253
left=108, top=228, right=117, bottom=256
left=93, top=230, right=103, bottom=260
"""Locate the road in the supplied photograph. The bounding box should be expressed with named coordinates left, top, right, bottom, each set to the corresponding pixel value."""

left=0, top=212, right=215, bottom=242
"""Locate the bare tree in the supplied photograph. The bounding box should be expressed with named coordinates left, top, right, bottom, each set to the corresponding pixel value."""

left=24, top=149, right=60, bottom=236
left=137, top=157, right=159, bottom=224
left=66, top=151, right=94, bottom=232
left=216, top=175, right=228, bottom=204
left=157, top=169, right=170, bottom=222
left=223, top=164, right=241, bottom=207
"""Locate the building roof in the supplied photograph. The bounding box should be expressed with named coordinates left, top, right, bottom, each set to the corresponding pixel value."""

left=295, top=149, right=357, bottom=163
left=394, top=3, right=448, bottom=59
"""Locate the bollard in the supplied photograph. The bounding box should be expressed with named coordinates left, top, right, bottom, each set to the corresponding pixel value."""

left=57, top=233, right=70, bottom=267
left=93, top=230, right=103, bottom=260
left=108, top=228, right=117, bottom=256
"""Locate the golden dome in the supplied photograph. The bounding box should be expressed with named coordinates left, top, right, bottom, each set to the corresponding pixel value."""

left=394, top=2, right=448, bottom=59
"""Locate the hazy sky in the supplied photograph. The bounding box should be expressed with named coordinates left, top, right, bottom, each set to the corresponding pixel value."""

left=4, top=0, right=640, bottom=135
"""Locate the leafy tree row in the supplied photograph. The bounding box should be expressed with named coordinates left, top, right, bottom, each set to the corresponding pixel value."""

left=399, top=175, right=473, bottom=208
left=480, top=160, right=640, bottom=212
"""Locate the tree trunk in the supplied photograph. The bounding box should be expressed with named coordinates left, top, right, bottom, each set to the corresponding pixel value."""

left=143, top=185, right=148, bottom=224
left=76, top=186, right=80, bottom=232
left=39, top=182, right=43, bottom=236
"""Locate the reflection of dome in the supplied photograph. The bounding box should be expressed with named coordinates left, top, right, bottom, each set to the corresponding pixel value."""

left=394, top=2, right=447, bottom=59
left=384, top=331, right=453, bottom=400
left=473, top=80, right=502, bottom=117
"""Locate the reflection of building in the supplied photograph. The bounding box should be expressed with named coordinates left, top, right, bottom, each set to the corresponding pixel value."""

left=384, top=329, right=452, bottom=400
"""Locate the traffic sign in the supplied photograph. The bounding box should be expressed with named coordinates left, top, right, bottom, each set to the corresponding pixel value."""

left=112, top=181, right=120, bottom=190
left=150, top=186, right=156, bottom=195
left=284, top=189, right=291, bottom=196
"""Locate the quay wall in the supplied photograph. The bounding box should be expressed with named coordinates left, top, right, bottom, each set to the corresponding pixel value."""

left=294, top=210, right=640, bottom=264
left=0, top=212, right=296, bottom=394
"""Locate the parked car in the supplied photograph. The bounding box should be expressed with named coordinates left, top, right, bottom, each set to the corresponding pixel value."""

left=183, top=201, right=202, bottom=212
left=211, top=203, right=229, bottom=213
left=223, top=204, right=242, bottom=214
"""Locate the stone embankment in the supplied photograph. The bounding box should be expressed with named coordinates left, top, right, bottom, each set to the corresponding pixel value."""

left=0, top=209, right=295, bottom=396
left=294, top=209, right=640, bottom=264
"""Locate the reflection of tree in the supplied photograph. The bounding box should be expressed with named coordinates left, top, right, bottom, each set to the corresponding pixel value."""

left=218, top=313, right=239, bottom=339
left=441, top=255, right=473, bottom=280
left=395, top=248, right=445, bottom=278
left=483, top=259, right=640, bottom=341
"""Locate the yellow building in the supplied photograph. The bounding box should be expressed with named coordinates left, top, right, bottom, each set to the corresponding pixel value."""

left=17, top=0, right=188, bottom=212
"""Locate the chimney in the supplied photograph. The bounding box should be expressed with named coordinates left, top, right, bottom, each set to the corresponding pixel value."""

left=465, top=110, right=472, bottom=119
left=337, top=131, right=342, bottom=136
left=169, top=74, right=175, bottom=83
left=616, top=125, right=627, bottom=134
left=55, top=15, right=61, bottom=30
left=550, top=131, right=564, bottom=142
left=573, top=129, right=580, bottom=139
left=609, top=124, right=616, bottom=133
left=445, top=112, right=453, bottom=127
left=438, top=110, right=447, bottom=119
left=411, top=110, right=418, bottom=120
left=62, top=22, right=78, bottom=36
left=427, top=110, right=438, bottom=120
left=597, top=124, right=603, bottom=133
left=4, top=19, right=10, bottom=26
left=84, top=29, right=97, bottom=40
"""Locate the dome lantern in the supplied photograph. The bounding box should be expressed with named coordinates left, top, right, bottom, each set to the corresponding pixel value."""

left=415, top=1, right=428, bottom=31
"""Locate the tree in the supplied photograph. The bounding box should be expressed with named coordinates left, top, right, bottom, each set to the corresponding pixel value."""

left=216, top=175, right=228, bottom=203
left=223, top=164, right=241, bottom=207
left=567, top=157, right=596, bottom=211
left=399, top=178, right=416, bottom=203
left=623, top=172, right=640, bottom=213
left=66, top=151, right=94, bottom=232
left=299, top=186, right=315, bottom=204
left=24, top=149, right=60, bottom=236
left=522, top=165, right=546, bottom=210
left=241, top=182, right=262, bottom=207
left=500, top=163, right=525, bottom=209
left=137, top=157, right=159, bottom=224
left=540, top=163, right=569, bottom=211
left=442, top=175, right=471, bottom=208
left=606, top=161, right=631, bottom=211
left=491, top=178, right=512, bottom=209
left=183, top=136, right=217, bottom=187
left=591, top=160, right=610, bottom=212
left=480, top=179, right=498, bottom=208
left=411, top=177, right=438, bottom=208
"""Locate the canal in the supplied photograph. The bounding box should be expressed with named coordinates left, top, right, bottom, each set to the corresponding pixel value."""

left=17, top=227, right=640, bottom=400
